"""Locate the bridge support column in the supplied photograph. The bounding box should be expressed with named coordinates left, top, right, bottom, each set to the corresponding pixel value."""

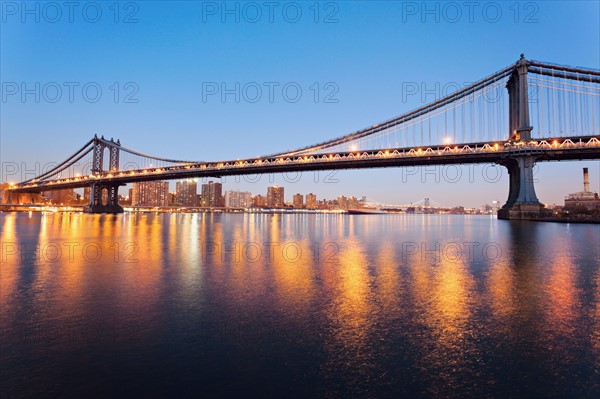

left=83, top=183, right=123, bottom=214
left=498, top=156, right=549, bottom=220
left=5, top=190, right=15, bottom=204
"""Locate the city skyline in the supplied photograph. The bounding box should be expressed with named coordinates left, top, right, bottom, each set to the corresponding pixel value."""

left=3, top=166, right=599, bottom=212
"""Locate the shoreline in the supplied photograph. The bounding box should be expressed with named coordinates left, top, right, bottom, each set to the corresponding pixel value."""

left=1, top=205, right=598, bottom=223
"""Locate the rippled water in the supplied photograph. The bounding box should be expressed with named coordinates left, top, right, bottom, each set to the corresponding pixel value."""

left=1, top=213, right=599, bottom=397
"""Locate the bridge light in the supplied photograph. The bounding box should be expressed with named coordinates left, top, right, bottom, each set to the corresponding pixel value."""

left=553, top=140, right=558, bottom=147
left=385, top=150, right=390, bottom=156
left=443, top=136, right=452, bottom=145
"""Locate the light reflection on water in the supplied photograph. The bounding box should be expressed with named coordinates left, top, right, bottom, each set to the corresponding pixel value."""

left=1, top=213, right=599, bottom=397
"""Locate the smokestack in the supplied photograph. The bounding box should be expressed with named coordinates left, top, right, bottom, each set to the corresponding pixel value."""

left=583, top=168, right=590, bottom=193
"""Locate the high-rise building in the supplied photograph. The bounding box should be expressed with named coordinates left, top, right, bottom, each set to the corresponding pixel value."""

left=131, top=181, right=170, bottom=206
left=225, top=190, right=253, bottom=208
left=267, top=186, right=284, bottom=208
left=348, top=196, right=359, bottom=210
left=293, top=193, right=303, bottom=209
left=337, top=195, right=349, bottom=210
left=201, top=181, right=223, bottom=207
left=175, top=179, right=198, bottom=206
left=241, top=192, right=253, bottom=207
left=224, top=191, right=237, bottom=208
left=253, top=194, right=267, bottom=208
left=491, top=200, right=501, bottom=213
left=306, top=193, right=317, bottom=209
left=44, top=189, right=76, bottom=205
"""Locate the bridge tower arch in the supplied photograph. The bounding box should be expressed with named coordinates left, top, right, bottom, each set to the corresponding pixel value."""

left=84, top=135, right=124, bottom=214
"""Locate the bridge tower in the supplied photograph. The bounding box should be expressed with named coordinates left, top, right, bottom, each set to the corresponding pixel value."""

left=498, top=55, right=549, bottom=220
left=83, top=135, right=124, bottom=214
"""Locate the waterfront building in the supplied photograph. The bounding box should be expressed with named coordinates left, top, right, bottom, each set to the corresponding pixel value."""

left=267, top=186, right=284, bottom=208
left=293, top=193, right=303, bottom=209
left=253, top=194, right=267, bottom=208
left=44, top=189, right=77, bottom=205
left=305, top=193, right=317, bottom=209
left=225, top=190, right=253, bottom=208
left=201, top=181, right=223, bottom=207
left=564, top=168, right=600, bottom=211
left=176, top=179, right=198, bottom=206
left=132, top=181, right=170, bottom=206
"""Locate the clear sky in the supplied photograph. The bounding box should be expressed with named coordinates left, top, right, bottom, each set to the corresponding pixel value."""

left=1, top=1, right=599, bottom=207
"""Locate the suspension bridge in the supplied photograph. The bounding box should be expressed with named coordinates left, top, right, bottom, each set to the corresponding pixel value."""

left=7, top=55, right=600, bottom=219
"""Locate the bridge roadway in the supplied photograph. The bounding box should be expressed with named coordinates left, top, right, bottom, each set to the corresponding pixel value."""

left=12, top=136, right=600, bottom=193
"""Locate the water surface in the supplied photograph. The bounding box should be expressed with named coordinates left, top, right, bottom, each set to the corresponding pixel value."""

left=1, top=213, right=599, bottom=397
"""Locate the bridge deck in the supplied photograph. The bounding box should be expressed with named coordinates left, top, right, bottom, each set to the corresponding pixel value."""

left=11, top=136, right=600, bottom=193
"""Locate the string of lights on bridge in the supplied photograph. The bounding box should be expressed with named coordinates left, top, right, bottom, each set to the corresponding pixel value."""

left=11, top=137, right=600, bottom=192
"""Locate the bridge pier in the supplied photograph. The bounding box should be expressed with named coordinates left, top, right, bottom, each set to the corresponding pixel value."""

left=498, top=55, right=550, bottom=220
left=83, top=183, right=123, bottom=214
left=497, top=156, right=549, bottom=220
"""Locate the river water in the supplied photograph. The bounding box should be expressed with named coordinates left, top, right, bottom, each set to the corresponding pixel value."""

left=1, top=213, right=599, bottom=397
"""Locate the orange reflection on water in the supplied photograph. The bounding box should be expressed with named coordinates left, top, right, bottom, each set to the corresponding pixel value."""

left=406, top=241, right=479, bottom=393
left=269, top=237, right=315, bottom=314
left=203, top=214, right=225, bottom=267
left=0, top=214, right=19, bottom=314
left=543, top=247, right=580, bottom=338
left=486, top=253, right=517, bottom=319
left=333, top=238, right=371, bottom=330
left=322, top=237, right=375, bottom=382
left=427, top=254, right=475, bottom=338
left=374, top=241, right=403, bottom=313
left=36, top=213, right=88, bottom=320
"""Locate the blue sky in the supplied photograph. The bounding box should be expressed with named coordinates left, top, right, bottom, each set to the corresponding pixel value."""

left=1, top=1, right=599, bottom=206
